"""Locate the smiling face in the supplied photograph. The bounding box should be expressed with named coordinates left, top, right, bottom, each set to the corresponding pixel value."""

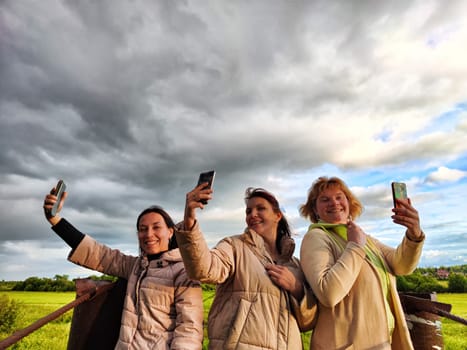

left=245, top=196, right=282, bottom=240
left=315, top=186, right=350, bottom=224
left=137, top=212, right=174, bottom=255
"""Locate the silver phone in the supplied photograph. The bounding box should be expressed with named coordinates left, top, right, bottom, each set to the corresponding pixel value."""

left=51, top=180, right=66, bottom=216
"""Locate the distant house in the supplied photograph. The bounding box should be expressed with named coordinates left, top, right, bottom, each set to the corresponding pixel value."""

left=436, top=269, right=449, bottom=279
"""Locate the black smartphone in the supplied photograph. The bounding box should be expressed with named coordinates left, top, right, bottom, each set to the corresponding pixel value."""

left=197, top=170, right=215, bottom=204
left=51, top=179, right=66, bottom=216
left=391, top=182, right=408, bottom=208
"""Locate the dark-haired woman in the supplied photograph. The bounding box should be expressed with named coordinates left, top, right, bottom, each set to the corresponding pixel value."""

left=176, top=185, right=316, bottom=350
left=43, top=185, right=203, bottom=350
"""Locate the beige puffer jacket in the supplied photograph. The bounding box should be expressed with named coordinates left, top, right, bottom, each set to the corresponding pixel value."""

left=68, top=235, right=204, bottom=350
left=176, top=222, right=317, bottom=350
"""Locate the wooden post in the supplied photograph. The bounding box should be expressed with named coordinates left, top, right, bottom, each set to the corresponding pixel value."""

left=399, top=292, right=450, bottom=350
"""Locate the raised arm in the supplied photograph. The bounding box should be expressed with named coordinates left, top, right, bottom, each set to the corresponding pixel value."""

left=183, top=182, right=213, bottom=230
left=177, top=184, right=235, bottom=283
left=43, top=185, right=84, bottom=249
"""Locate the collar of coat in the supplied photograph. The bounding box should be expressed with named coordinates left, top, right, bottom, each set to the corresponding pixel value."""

left=139, top=248, right=182, bottom=269
left=241, top=228, right=295, bottom=264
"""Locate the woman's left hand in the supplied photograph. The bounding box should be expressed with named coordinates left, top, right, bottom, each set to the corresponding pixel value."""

left=392, top=198, right=423, bottom=240
left=183, top=183, right=213, bottom=230
left=266, top=264, right=304, bottom=300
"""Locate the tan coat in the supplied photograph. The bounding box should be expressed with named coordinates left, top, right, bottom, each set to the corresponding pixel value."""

left=300, top=228, right=424, bottom=350
left=176, top=222, right=317, bottom=350
left=68, top=235, right=204, bottom=350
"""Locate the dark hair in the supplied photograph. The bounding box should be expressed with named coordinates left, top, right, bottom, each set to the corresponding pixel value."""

left=244, top=187, right=292, bottom=253
left=136, top=205, right=178, bottom=250
left=299, top=176, right=363, bottom=223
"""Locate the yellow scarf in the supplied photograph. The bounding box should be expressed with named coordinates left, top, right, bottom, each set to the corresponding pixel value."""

left=310, top=222, right=395, bottom=337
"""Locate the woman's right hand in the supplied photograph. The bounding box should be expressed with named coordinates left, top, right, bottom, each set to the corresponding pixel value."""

left=346, top=219, right=367, bottom=246
left=266, top=264, right=304, bottom=301
left=43, top=186, right=67, bottom=226
left=184, top=183, right=213, bottom=230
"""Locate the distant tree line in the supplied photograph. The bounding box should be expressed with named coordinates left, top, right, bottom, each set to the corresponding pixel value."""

left=11, top=275, right=75, bottom=291
left=1, top=265, right=466, bottom=293
left=0, top=274, right=117, bottom=292
left=397, top=265, right=467, bottom=293
left=397, top=271, right=467, bottom=293
left=414, top=265, right=467, bottom=276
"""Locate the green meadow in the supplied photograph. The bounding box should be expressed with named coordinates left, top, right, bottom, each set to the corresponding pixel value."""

left=0, top=291, right=74, bottom=349
left=436, top=293, right=467, bottom=350
left=0, top=291, right=465, bottom=349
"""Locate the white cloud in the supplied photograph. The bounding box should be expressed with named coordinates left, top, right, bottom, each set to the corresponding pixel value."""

left=425, top=166, right=467, bottom=184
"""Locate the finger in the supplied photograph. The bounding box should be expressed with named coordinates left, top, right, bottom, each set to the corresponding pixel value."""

left=196, top=182, right=209, bottom=191
left=191, top=190, right=206, bottom=202
left=393, top=204, right=414, bottom=219
left=267, top=264, right=284, bottom=272
left=43, top=197, right=53, bottom=216
left=392, top=215, right=415, bottom=229
left=394, top=206, right=419, bottom=223
left=187, top=192, right=199, bottom=203
left=396, top=199, right=416, bottom=213
left=43, top=202, right=51, bottom=212
left=44, top=194, right=55, bottom=206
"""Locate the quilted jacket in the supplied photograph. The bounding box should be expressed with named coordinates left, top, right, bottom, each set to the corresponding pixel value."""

left=68, top=235, right=204, bottom=350
left=176, top=222, right=317, bottom=350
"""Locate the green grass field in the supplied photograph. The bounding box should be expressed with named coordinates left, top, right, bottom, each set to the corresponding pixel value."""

left=437, top=293, right=467, bottom=350
left=0, top=291, right=74, bottom=349
left=1, top=291, right=465, bottom=349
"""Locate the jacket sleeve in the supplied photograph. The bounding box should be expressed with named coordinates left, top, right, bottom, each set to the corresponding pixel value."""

left=171, top=264, right=204, bottom=350
left=52, top=218, right=85, bottom=249
left=373, top=233, right=424, bottom=275
left=68, top=235, right=137, bottom=279
left=300, top=228, right=366, bottom=308
left=175, top=221, right=235, bottom=284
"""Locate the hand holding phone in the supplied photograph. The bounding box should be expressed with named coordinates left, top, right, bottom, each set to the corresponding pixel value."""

left=197, top=170, right=215, bottom=204
left=391, top=182, right=408, bottom=208
left=50, top=180, right=66, bottom=216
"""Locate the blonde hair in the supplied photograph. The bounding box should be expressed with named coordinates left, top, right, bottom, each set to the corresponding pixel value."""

left=299, top=176, right=363, bottom=223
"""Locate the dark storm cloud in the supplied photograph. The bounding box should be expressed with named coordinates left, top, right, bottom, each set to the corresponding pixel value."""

left=1, top=0, right=466, bottom=279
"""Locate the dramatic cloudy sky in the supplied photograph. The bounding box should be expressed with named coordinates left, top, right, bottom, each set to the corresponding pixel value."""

left=1, top=1, right=466, bottom=281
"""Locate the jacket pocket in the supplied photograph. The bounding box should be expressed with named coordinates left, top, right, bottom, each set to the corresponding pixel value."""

left=223, top=298, right=253, bottom=350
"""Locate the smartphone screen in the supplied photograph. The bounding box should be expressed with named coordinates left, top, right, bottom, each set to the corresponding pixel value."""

left=197, top=170, right=215, bottom=204
left=391, top=182, right=408, bottom=208
left=51, top=180, right=66, bottom=216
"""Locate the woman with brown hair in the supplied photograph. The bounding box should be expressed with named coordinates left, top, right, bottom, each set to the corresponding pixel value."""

left=176, top=184, right=316, bottom=349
